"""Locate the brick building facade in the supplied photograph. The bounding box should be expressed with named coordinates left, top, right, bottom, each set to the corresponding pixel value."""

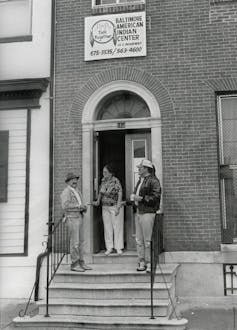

left=51, top=0, right=237, bottom=296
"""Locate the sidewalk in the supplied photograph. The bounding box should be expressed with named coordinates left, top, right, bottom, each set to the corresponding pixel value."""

left=1, top=297, right=237, bottom=330
left=0, top=299, right=38, bottom=330
left=177, top=297, right=237, bottom=330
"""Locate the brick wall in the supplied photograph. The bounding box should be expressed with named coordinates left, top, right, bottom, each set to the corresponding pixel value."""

left=54, top=0, right=237, bottom=251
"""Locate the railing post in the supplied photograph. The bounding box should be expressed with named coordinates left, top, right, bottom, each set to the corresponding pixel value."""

left=45, top=240, right=50, bottom=318
left=45, top=220, right=53, bottom=318
left=150, top=239, right=155, bottom=319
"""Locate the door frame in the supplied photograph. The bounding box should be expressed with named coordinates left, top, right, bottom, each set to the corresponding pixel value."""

left=81, top=80, right=162, bottom=254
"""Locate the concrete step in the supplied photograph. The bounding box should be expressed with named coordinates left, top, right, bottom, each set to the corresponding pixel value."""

left=55, top=263, right=178, bottom=284
left=49, top=281, right=174, bottom=300
left=92, top=250, right=138, bottom=264
left=37, top=298, right=171, bottom=317
left=14, top=314, right=188, bottom=330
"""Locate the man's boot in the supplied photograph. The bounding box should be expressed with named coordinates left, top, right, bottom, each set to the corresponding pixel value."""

left=79, top=260, right=92, bottom=270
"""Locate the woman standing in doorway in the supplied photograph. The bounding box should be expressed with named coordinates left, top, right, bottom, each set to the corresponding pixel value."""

left=93, top=164, right=124, bottom=255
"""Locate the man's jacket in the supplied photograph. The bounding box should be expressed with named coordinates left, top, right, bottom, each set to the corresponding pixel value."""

left=60, top=186, right=83, bottom=218
left=134, top=175, right=161, bottom=214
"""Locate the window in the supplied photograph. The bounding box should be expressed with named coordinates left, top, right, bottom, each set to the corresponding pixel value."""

left=92, top=0, right=145, bottom=7
left=218, top=95, right=237, bottom=242
left=0, top=0, right=32, bottom=39
left=96, top=91, right=150, bottom=120
left=0, top=131, right=9, bottom=203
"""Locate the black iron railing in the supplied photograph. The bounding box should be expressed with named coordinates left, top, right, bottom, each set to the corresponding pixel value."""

left=150, top=212, right=179, bottom=320
left=19, top=215, right=69, bottom=318
left=150, top=212, right=164, bottom=319
left=223, top=264, right=237, bottom=295
left=45, top=215, right=69, bottom=317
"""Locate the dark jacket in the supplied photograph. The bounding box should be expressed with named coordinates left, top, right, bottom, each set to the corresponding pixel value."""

left=133, top=174, right=161, bottom=214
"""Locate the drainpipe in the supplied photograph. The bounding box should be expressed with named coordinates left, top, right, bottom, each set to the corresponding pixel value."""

left=48, top=0, right=56, bottom=228
left=34, top=0, right=56, bottom=301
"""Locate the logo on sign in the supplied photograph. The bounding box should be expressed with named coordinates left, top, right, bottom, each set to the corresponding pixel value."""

left=90, top=20, right=117, bottom=47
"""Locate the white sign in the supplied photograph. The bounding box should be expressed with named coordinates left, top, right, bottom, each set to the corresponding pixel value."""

left=84, top=12, right=146, bottom=61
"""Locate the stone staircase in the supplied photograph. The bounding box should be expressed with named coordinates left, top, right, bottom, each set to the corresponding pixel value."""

left=13, top=251, right=188, bottom=329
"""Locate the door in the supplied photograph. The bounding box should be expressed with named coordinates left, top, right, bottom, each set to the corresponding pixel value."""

left=93, top=130, right=151, bottom=251
left=125, top=132, right=151, bottom=249
left=93, top=130, right=125, bottom=252
left=92, top=131, right=104, bottom=253
left=218, top=96, right=237, bottom=243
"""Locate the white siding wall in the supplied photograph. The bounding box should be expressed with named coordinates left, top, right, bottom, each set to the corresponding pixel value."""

left=0, top=0, right=51, bottom=80
left=0, top=110, right=27, bottom=254
left=0, top=93, right=50, bottom=298
left=0, top=0, right=51, bottom=298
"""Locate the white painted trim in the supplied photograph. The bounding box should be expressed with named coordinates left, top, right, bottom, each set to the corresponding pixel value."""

left=164, top=250, right=237, bottom=264
left=82, top=80, right=161, bottom=123
left=82, top=80, right=162, bottom=253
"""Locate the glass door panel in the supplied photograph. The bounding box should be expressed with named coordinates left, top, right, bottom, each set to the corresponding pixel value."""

left=125, top=132, right=151, bottom=249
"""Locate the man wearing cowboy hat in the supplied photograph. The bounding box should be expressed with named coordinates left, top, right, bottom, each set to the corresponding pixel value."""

left=130, top=159, right=161, bottom=272
left=60, top=172, right=92, bottom=272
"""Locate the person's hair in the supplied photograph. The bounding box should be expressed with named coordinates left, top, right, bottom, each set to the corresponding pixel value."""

left=147, top=167, right=153, bottom=174
left=147, top=164, right=156, bottom=176
left=103, top=164, right=114, bottom=176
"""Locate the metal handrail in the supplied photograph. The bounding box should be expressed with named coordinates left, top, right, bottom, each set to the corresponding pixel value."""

left=19, top=215, right=69, bottom=318
left=18, top=235, right=49, bottom=318
left=150, top=212, right=179, bottom=320
left=150, top=212, right=164, bottom=319
left=45, top=215, right=69, bottom=317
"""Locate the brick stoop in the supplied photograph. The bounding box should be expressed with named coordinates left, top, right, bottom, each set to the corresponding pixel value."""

left=13, top=252, right=188, bottom=329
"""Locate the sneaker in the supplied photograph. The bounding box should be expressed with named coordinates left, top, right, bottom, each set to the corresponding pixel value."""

left=70, top=265, right=85, bottom=272
left=136, top=261, right=146, bottom=271
left=104, top=249, right=112, bottom=256
left=146, top=263, right=151, bottom=273
left=79, top=261, right=92, bottom=270
left=116, top=249, right=123, bottom=255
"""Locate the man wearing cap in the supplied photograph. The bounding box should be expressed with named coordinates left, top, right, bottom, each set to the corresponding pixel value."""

left=60, top=172, right=92, bottom=272
left=130, top=159, right=161, bottom=272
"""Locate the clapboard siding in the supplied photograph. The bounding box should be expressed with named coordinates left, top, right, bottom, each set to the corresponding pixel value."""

left=0, top=225, right=25, bottom=233
left=0, top=110, right=27, bottom=254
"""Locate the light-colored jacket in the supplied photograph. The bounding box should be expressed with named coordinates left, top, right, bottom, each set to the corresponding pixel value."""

left=60, top=186, right=83, bottom=218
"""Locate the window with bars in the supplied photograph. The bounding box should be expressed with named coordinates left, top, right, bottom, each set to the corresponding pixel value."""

left=0, top=0, right=32, bottom=39
left=0, top=131, right=9, bottom=203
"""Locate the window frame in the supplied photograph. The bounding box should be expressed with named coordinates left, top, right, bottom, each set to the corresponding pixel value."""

left=92, top=0, right=145, bottom=8
left=0, top=0, right=33, bottom=43
left=0, top=130, right=9, bottom=203
left=217, top=94, right=237, bottom=243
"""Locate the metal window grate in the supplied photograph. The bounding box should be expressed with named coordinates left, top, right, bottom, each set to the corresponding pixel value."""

left=223, top=264, right=237, bottom=295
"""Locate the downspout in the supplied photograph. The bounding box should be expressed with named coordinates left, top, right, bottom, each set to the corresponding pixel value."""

left=49, top=0, right=56, bottom=230
left=34, top=0, right=56, bottom=301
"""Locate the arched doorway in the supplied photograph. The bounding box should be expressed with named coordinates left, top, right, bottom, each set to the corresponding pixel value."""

left=81, top=81, right=162, bottom=254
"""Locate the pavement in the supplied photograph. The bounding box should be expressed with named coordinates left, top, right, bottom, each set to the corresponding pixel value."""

left=0, top=299, right=38, bottom=330
left=176, top=297, right=237, bottom=330
left=1, top=297, right=237, bottom=330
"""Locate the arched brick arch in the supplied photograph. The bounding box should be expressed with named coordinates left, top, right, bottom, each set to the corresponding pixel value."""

left=204, top=77, right=237, bottom=91
left=70, top=66, right=174, bottom=123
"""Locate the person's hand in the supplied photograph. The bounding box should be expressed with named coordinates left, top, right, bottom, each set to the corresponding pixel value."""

left=92, top=200, right=99, bottom=207
left=114, top=206, right=120, bottom=216
left=130, top=194, right=135, bottom=201
left=79, top=205, right=87, bottom=213
left=133, top=195, right=143, bottom=202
